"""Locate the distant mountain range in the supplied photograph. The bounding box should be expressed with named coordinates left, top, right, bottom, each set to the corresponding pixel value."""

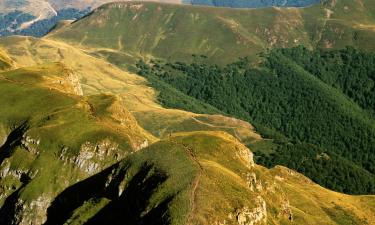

left=0, top=0, right=321, bottom=37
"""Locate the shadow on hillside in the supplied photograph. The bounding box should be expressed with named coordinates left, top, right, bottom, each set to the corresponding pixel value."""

left=44, top=162, right=171, bottom=225
left=0, top=121, right=29, bottom=165
left=0, top=173, right=31, bottom=225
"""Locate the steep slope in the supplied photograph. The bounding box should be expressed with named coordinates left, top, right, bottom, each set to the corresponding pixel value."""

left=49, top=0, right=375, bottom=64
left=0, top=62, right=156, bottom=224
left=0, top=36, right=261, bottom=145
left=0, top=49, right=14, bottom=70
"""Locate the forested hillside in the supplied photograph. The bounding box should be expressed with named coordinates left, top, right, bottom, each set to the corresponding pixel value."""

left=136, top=47, right=375, bottom=194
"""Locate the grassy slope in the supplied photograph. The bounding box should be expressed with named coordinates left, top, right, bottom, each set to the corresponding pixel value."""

left=0, top=36, right=261, bottom=145
left=49, top=0, right=375, bottom=64
left=39, top=131, right=375, bottom=224
left=0, top=62, right=155, bottom=224
left=0, top=48, right=14, bottom=70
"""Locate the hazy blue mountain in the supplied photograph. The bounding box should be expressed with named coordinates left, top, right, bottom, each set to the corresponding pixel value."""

left=0, top=9, right=88, bottom=37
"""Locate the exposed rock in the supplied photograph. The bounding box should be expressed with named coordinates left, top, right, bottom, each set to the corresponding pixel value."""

left=136, top=139, right=149, bottom=151
left=245, top=172, right=263, bottom=192
left=236, top=146, right=254, bottom=168
left=316, top=152, right=330, bottom=160
left=66, top=71, right=83, bottom=96
left=13, top=195, right=51, bottom=225
left=21, top=134, right=40, bottom=155
left=48, top=66, right=83, bottom=96
left=281, top=199, right=293, bottom=221
left=274, top=175, right=284, bottom=181
left=236, top=196, right=267, bottom=225
left=0, top=158, right=11, bottom=177
left=60, top=139, right=126, bottom=175
left=8, top=170, right=29, bottom=179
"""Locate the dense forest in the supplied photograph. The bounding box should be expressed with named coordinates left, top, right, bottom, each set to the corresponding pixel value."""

left=137, top=47, right=375, bottom=194
left=0, top=11, right=35, bottom=36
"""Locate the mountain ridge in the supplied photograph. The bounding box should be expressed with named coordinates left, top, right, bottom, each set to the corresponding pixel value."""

left=48, top=0, right=375, bottom=64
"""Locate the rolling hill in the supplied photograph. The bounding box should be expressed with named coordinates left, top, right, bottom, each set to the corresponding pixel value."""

left=49, top=0, right=375, bottom=64
left=0, top=0, right=324, bottom=38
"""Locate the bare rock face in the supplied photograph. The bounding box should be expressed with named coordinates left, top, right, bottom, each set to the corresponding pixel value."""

left=48, top=66, right=84, bottom=96
left=66, top=71, right=84, bottom=96
left=135, top=139, right=149, bottom=151
left=236, top=196, right=267, bottom=225
left=12, top=195, right=51, bottom=225
left=60, top=138, right=126, bottom=175
left=0, top=159, right=29, bottom=180
left=245, top=172, right=263, bottom=192
left=21, top=134, right=40, bottom=155
left=0, top=158, right=11, bottom=178
left=236, top=145, right=254, bottom=168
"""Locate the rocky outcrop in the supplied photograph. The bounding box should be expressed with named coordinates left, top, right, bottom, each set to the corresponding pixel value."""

left=66, top=72, right=83, bottom=96
left=21, top=134, right=40, bottom=155
left=236, top=196, right=267, bottom=225
left=245, top=172, right=263, bottom=192
left=236, top=145, right=254, bottom=168
left=135, top=139, right=149, bottom=151
left=60, top=139, right=126, bottom=175
left=12, top=195, right=51, bottom=225
left=49, top=67, right=83, bottom=96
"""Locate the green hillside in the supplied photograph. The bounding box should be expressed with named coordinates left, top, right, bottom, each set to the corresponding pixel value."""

left=50, top=1, right=375, bottom=64
left=0, top=62, right=155, bottom=224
